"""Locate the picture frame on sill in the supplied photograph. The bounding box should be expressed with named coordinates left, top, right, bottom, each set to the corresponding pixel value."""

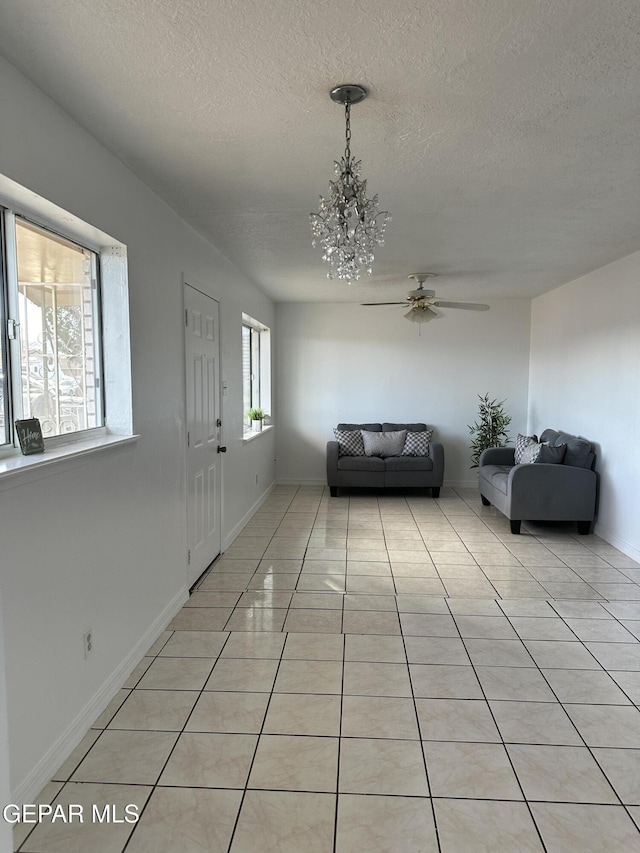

left=15, top=418, right=45, bottom=455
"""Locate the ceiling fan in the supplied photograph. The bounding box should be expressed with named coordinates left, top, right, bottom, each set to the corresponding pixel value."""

left=361, top=274, right=490, bottom=324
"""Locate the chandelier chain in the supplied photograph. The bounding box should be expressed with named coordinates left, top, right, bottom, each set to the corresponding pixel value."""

left=344, top=102, right=351, bottom=161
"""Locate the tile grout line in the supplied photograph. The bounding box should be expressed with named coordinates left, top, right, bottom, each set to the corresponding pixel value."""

left=120, top=625, right=235, bottom=851
left=453, top=604, right=632, bottom=833
left=450, top=611, right=551, bottom=851
left=401, top=580, right=444, bottom=853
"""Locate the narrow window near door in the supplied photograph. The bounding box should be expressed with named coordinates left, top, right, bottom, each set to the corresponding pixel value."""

left=242, top=313, right=271, bottom=436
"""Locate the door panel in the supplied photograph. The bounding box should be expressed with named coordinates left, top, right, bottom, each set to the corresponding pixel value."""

left=185, top=284, right=221, bottom=585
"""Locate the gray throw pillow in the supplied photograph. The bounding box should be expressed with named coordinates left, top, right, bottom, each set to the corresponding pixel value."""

left=362, top=430, right=407, bottom=458
left=535, top=443, right=567, bottom=464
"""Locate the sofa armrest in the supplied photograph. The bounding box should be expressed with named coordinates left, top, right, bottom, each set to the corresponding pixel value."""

left=507, top=463, right=597, bottom=519
left=326, top=441, right=339, bottom=485
left=480, top=447, right=515, bottom=466
left=429, top=442, right=445, bottom=479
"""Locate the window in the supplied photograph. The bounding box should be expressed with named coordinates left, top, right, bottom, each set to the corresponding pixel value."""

left=0, top=225, right=9, bottom=446
left=0, top=212, right=104, bottom=447
left=242, top=313, right=271, bottom=435
left=0, top=166, right=141, bottom=473
left=0, top=172, right=133, bottom=474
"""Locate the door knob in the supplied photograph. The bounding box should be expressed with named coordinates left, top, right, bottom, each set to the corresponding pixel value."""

left=217, top=446, right=227, bottom=453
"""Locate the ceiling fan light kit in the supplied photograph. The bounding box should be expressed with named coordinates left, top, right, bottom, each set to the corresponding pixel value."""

left=310, top=84, right=390, bottom=283
left=362, top=273, right=490, bottom=326
left=404, top=305, right=438, bottom=324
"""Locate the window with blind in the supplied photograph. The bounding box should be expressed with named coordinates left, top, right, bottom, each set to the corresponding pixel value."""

left=242, top=313, right=271, bottom=436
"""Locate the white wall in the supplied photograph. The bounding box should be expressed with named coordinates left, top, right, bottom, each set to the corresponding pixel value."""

left=276, top=300, right=532, bottom=487
left=0, top=590, right=13, bottom=853
left=529, top=251, right=640, bottom=560
left=0, top=57, right=276, bottom=799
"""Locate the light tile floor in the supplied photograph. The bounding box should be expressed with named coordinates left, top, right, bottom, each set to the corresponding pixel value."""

left=14, top=486, right=640, bottom=852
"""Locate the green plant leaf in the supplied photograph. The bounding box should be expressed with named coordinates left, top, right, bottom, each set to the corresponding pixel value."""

left=467, top=393, right=512, bottom=467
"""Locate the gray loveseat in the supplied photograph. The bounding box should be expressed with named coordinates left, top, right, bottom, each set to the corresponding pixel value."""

left=478, top=428, right=597, bottom=534
left=327, top=422, right=445, bottom=497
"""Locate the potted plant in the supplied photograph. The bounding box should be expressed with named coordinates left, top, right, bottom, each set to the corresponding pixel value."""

left=468, top=393, right=512, bottom=468
left=248, top=407, right=265, bottom=432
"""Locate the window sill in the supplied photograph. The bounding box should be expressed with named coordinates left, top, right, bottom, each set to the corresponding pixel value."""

left=0, top=432, right=140, bottom=491
left=242, top=424, right=274, bottom=444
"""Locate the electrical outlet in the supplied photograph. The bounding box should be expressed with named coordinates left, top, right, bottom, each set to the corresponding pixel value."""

left=83, top=628, right=93, bottom=659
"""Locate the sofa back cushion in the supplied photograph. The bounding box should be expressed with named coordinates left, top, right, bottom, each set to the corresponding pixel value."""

left=337, top=423, right=382, bottom=432
left=362, top=430, right=407, bottom=458
left=539, top=429, right=595, bottom=469
left=383, top=422, right=428, bottom=432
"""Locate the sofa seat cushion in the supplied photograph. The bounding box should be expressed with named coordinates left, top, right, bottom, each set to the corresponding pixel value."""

left=480, top=464, right=512, bottom=495
left=385, top=456, right=433, bottom=472
left=338, top=456, right=385, bottom=472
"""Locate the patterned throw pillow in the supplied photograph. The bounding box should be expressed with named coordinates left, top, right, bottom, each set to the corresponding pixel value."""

left=401, top=429, right=434, bottom=457
left=333, top=428, right=365, bottom=457
left=520, top=441, right=542, bottom=464
left=362, top=430, right=408, bottom=458
left=515, top=433, right=538, bottom=464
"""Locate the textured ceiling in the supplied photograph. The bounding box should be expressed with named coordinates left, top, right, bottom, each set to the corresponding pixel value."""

left=0, top=0, right=639, bottom=304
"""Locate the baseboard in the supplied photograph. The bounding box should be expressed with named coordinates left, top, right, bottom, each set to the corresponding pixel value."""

left=593, top=522, right=640, bottom=563
left=222, top=480, right=276, bottom=551
left=444, top=480, right=480, bottom=490
left=12, top=586, right=188, bottom=804
left=275, top=478, right=326, bottom=486
left=275, top=478, right=480, bottom=491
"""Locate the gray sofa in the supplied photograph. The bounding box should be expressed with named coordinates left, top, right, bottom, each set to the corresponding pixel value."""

left=327, top=422, right=445, bottom=497
left=478, top=428, right=597, bottom=534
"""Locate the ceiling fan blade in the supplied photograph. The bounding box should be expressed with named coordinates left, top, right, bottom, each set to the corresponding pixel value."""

left=433, top=300, right=490, bottom=311
left=361, top=301, right=410, bottom=306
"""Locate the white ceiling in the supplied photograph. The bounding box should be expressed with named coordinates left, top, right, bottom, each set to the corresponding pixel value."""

left=1, top=0, right=639, bottom=304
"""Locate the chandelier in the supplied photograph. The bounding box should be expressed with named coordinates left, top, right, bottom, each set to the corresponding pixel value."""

left=310, top=84, right=390, bottom=282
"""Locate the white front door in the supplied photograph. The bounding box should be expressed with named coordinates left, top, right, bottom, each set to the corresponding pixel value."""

left=184, top=283, right=222, bottom=586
